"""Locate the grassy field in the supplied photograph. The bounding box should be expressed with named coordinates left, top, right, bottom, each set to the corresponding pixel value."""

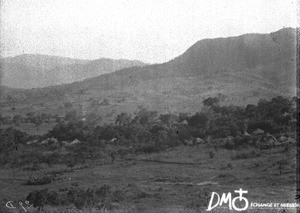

left=0, top=143, right=297, bottom=213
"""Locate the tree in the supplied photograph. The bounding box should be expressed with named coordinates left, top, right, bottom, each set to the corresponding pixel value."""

left=64, top=102, right=73, bottom=109
left=159, top=114, right=178, bottom=126
left=203, top=97, right=219, bottom=108
left=245, top=104, right=256, bottom=118
left=189, top=112, right=208, bottom=128
left=66, top=158, right=76, bottom=171
left=26, top=189, right=48, bottom=211
left=26, top=112, right=38, bottom=123
left=178, top=112, right=189, bottom=122
left=0, top=115, right=11, bottom=125
left=95, top=125, right=119, bottom=141
left=100, top=99, right=109, bottom=106
left=6, top=95, right=14, bottom=102
left=207, top=115, right=240, bottom=138
left=13, top=115, right=23, bottom=126
left=247, top=121, right=274, bottom=133
left=270, top=96, right=293, bottom=114
left=257, top=96, right=294, bottom=126
left=86, top=113, right=102, bottom=127
left=41, top=113, right=51, bottom=123
left=48, top=121, right=87, bottom=141
left=115, top=113, right=132, bottom=126
left=176, top=124, right=192, bottom=141
left=32, top=115, right=42, bottom=127
left=65, top=111, right=78, bottom=123
left=134, top=106, right=158, bottom=125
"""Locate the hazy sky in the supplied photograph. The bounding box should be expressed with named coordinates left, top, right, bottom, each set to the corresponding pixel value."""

left=1, top=0, right=297, bottom=63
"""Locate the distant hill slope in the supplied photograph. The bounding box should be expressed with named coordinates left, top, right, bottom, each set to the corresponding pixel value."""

left=1, top=28, right=297, bottom=113
left=0, top=54, right=146, bottom=88
left=62, top=28, right=296, bottom=96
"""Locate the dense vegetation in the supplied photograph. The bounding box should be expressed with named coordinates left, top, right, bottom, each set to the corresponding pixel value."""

left=0, top=96, right=297, bottom=167
left=0, top=96, right=297, bottom=211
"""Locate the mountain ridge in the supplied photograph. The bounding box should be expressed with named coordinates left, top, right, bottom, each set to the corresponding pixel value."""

left=1, top=28, right=297, bottom=113
left=0, top=54, right=147, bottom=89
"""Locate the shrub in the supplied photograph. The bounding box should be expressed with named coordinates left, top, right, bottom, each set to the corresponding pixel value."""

left=135, top=144, right=161, bottom=154
left=26, top=176, right=55, bottom=185
left=231, top=149, right=260, bottom=160
left=25, top=185, right=122, bottom=210
left=227, top=162, right=233, bottom=169
left=95, top=184, right=111, bottom=201
left=209, top=151, right=215, bottom=159
left=47, top=191, right=61, bottom=206
left=66, top=158, right=77, bottom=170
left=185, top=189, right=210, bottom=209
left=111, top=190, right=125, bottom=202
left=26, top=189, right=49, bottom=210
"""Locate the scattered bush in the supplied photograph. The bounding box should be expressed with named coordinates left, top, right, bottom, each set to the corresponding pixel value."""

left=231, top=149, right=260, bottom=160
left=26, top=185, right=123, bottom=211
left=26, top=175, right=55, bottom=185
left=26, top=189, right=49, bottom=210
left=185, top=189, right=210, bottom=209
left=135, top=144, right=161, bottom=154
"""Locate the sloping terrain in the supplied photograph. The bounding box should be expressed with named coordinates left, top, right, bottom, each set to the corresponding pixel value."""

left=0, top=28, right=297, bottom=115
left=0, top=54, right=146, bottom=88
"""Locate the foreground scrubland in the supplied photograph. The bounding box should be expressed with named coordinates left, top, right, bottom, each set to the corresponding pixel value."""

left=0, top=96, right=298, bottom=212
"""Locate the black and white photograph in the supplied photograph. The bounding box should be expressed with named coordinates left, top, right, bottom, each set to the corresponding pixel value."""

left=0, top=0, right=299, bottom=212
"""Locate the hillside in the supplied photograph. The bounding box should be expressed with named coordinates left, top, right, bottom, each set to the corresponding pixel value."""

left=0, top=54, right=146, bottom=88
left=0, top=28, right=297, bottom=115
